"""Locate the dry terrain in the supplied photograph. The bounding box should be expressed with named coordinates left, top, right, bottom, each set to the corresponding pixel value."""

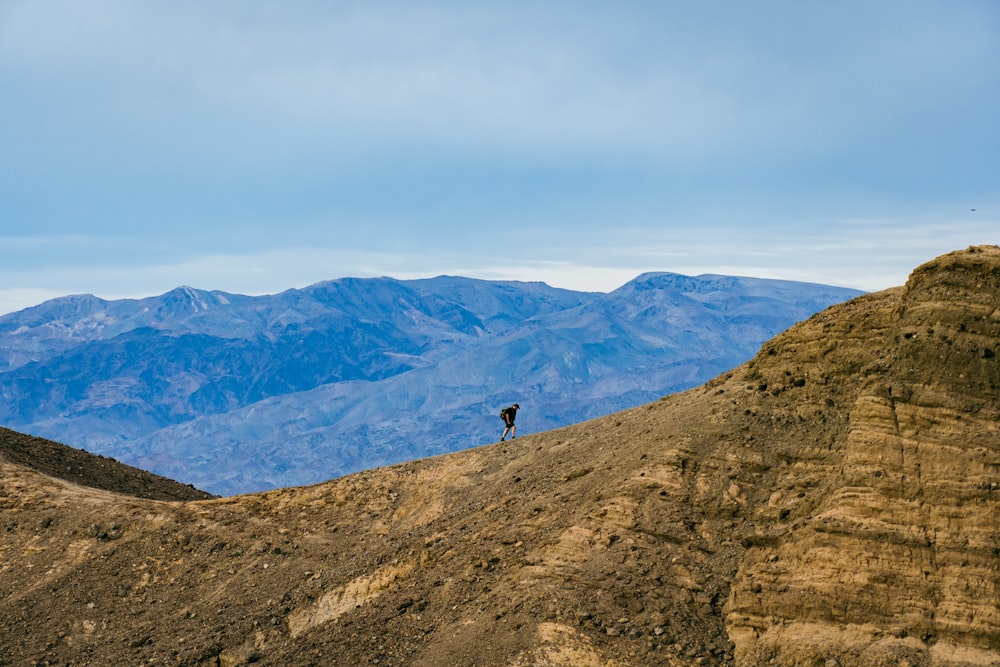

left=1, top=246, right=998, bottom=666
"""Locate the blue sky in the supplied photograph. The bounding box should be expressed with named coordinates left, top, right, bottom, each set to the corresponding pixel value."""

left=2, top=1, right=998, bottom=315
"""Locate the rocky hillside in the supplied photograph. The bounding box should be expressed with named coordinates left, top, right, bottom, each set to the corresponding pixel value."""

left=1, top=246, right=997, bottom=666
left=0, top=427, right=214, bottom=502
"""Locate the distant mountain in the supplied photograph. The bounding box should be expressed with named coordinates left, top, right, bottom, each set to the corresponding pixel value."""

left=0, top=273, right=862, bottom=495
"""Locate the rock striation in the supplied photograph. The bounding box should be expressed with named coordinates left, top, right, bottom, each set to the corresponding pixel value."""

left=723, top=245, right=1000, bottom=665
left=0, top=246, right=997, bottom=666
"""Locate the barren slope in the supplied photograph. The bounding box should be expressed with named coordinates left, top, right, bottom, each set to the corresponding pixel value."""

left=0, top=428, right=214, bottom=502
left=1, top=246, right=997, bottom=666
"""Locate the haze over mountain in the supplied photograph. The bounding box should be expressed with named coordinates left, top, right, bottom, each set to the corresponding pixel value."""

left=0, top=272, right=860, bottom=495
left=1, top=246, right=997, bottom=666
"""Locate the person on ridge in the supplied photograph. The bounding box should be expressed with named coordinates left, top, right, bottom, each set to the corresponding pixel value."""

left=500, top=403, right=519, bottom=441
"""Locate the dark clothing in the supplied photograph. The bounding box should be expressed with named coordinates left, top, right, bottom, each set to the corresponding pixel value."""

left=501, top=406, right=518, bottom=425
left=500, top=404, right=520, bottom=441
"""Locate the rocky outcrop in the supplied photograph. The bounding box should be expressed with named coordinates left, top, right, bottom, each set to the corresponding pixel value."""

left=724, top=245, right=1000, bottom=665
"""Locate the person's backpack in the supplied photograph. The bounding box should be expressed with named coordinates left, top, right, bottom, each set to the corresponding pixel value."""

left=500, top=407, right=511, bottom=420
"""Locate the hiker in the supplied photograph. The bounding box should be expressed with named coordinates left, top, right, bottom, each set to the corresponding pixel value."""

left=500, top=403, right=519, bottom=441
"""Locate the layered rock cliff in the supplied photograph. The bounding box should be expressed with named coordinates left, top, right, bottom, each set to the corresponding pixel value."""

left=721, top=245, right=1000, bottom=665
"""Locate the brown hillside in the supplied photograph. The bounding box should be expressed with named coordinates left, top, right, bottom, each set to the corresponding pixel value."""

left=1, top=246, right=998, bottom=666
left=0, top=428, right=215, bottom=502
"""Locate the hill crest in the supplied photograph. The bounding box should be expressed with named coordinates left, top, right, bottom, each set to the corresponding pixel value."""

left=0, top=427, right=214, bottom=501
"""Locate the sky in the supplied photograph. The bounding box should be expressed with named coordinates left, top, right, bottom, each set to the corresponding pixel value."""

left=1, top=1, right=998, bottom=315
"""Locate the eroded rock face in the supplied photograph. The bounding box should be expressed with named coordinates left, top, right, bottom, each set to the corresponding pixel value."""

left=725, top=245, right=1000, bottom=666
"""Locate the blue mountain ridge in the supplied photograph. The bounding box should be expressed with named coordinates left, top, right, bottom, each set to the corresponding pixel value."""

left=0, top=273, right=862, bottom=495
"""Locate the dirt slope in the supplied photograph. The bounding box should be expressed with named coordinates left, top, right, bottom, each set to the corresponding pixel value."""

left=0, top=428, right=214, bottom=501
left=1, top=246, right=998, bottom=666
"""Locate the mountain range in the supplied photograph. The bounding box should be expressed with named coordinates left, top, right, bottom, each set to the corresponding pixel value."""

left=0, top=272, right=861, bottom=495
left=1, top=246, right=996, bottom=666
